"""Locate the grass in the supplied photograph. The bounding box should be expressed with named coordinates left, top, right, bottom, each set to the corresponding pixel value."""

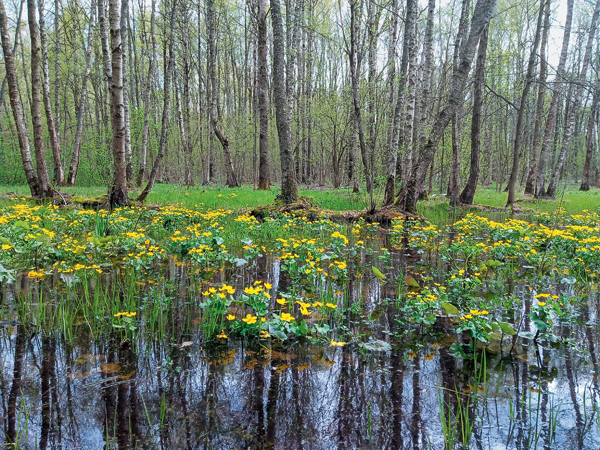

left=2, top=182, right=598, bottom=218
left=0, top=184, right=600, bottom=219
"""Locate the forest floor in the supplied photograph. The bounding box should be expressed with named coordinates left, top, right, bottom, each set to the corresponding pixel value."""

left=1, top=182, right=598, bottom=223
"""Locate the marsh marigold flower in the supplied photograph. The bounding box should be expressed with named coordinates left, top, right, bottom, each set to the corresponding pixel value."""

left=242, top=314, right=257, bottom=325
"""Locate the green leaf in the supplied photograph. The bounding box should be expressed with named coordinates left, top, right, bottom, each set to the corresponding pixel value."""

left=405, top=275, right=419, bottom=288
left=298, top=320, right=308, bottom=336
left=424, top=313, right=437, bottom=325
left=372, top=267, right=386, bottom=281
left=529, top=312, right=548, bottom=332
left=233, top=258, right=248, bottom=267
left=34, top=235, right=50, bottom=245
left=314, top=324, right=330, bottom=334
left=14, top=220, right=30, bottom=230
left=485, top=260, right=502, bottom=268
left=497, top=321, right=516, bottom=335
left=271, top=329, right=288, bottom=341
left=361, top=339, right=392, bottom=352
left=440, top=302, right=459, bottom=316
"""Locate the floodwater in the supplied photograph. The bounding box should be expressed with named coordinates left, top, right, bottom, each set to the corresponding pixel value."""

left=1, top=245, right=600, bottom=449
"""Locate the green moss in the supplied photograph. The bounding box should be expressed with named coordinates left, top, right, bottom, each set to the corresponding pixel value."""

left=70, top=194, right=109, bottom=209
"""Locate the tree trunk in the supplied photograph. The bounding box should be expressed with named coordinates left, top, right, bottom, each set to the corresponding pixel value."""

left=67, top=0, right=96, bottom=186
left=416, top=0, right=436, bottom=151
left=396, top=0, right=497, bottom=213
left=535, top=0, right=573, bottom=198
left=286, top=0, right=304, bottom=121
left=546, top=0, right=600, bottom=198
left=580, top=81, right=599, bottom=191
left=38, top=0, right=64, bottom=185
left=257, top=0, right=270, bottom=190
left=382, top=0, right=398, bottom=204
left=402, top=11, right=418, bottom=185
left=366, top=1, right=382, bottom=190
left=136, top=0, right=156, bottom=187
left=383, top=0, right=416, bottom=206
left=0, top=0, right=23, bottom=109
left=27, top=0, right=52, bottom=197
left=460, top=25, right=488, bottom=205
left=99, top=0, right=112, bottom=88
left=137, top=0, right=176, bottom=201
left=524, top=0, right=550, bottom=195
left=121, top=0, right=133, bottom=181
left=207, top=0, right=239, bottom=187
left=175, top=71, right=192, bottom=188
left=54, top=0, right=60, bottom=149
left=108, top=0, right=129, bottom=206
left=271, top=0, right=298, bottom=203
left=304, top=1, right=314, bottom=184
left=0, top=0, right=40, bottom=196
left=181, top=2, right=193, bottom=187
left=348, top=0, right=373, bottom=208
left=448, top=0, right=471, bottom=206
left=505, top=0, right=545, bottom=206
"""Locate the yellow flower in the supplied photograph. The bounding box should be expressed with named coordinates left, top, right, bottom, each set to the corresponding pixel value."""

left=1, top=244, right=11, bottom=250
left=276, top=298, right=287, bottom=305
left=217, top=330, right=228, bottom=339
left=242, top=314, right=257, bottom=325
left=534, top=293, right=550, bottom=299
left=260, top=330, right=271, bottom=339
left=27, top=270, right=44, bottom=280
left=264, top=282, right=272, bottom=290
left=326, top=303, right=337, bottom=309
left=300, top=308, right=311, bottom=316
left=330, top=340, right=345, bottom=347
left=538, top=302, right=546, bottom=307
left=312, top=302, right=323, bottom=308
left=280, top=313, right=295, bottom=322
left=227, top=314, right=236, bottom=321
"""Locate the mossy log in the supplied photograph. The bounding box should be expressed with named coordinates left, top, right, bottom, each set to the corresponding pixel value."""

left=251, top=197, right=421, bottom=225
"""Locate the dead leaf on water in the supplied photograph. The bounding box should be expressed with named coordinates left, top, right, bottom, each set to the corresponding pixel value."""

left=405, top=275, right=420, bottom=288
left=68, top=371, right=91, bottom=379
left=179, top=341, right=193, bottom=348
left=99, top=363, right=122, bottom=374
left=270, top=350, right=297, bottom=361
left=119, top=370, right=136, bottom=380
left=191, top=316, right=203, bottom=326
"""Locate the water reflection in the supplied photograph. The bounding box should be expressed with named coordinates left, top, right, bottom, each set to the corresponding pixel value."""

left=2, top=260, right=600, bottom=449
